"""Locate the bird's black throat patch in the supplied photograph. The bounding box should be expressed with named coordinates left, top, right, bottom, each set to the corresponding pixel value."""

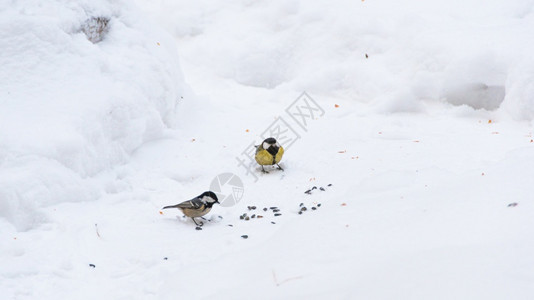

left=267, top=146, right=279, bottom=157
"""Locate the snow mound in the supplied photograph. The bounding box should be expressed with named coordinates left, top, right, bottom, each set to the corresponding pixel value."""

left=0, top=0, right=186, bottom=231
left=137, top=0, right=534, bottom=119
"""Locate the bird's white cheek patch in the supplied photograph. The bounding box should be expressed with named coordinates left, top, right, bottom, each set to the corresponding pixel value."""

left=263, top=142, right=270, bottom=149
left=203, top=196, right=216, bottom=203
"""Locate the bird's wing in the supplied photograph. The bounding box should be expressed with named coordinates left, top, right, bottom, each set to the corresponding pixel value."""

left=275, top=146, right=284, bottom=164
left=176, top=198, right=204, bottom=209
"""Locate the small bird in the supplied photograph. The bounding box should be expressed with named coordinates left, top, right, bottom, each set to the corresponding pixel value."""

left=255, top=137, right=284, bottom=173
left=162, top=191, right=219, bottom=226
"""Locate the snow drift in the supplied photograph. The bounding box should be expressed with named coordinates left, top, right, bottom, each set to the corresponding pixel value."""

left=137, top=0, right=534, bottom=118
left=0, top=0, right=186, bottom=231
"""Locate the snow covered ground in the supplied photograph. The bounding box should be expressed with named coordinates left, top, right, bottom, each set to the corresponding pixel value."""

left=1, top=0, right=534, bottom=299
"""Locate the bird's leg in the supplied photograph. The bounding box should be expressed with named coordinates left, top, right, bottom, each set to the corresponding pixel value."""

left=192, top=218, right=203, bottom=227
left=276, top=164, right=284, bottom=171
left=261, top=166, right=269, bottom=174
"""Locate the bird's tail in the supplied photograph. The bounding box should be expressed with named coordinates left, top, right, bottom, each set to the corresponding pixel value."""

left=162, top=204, right=178, bottom=209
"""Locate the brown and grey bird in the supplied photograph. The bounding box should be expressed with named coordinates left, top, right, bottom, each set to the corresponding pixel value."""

left=162, top=191, right=219, bottom=226
left=255, top=137, right=284, bottom=173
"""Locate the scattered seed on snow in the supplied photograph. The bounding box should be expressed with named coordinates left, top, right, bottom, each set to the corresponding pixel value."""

left=245, top=216, right=250, bottom=221
left=195, top=226, right=202, bottom=230
left=299, top=203, right=304, bottom=207
left=89, top=264, right=96, bottom=268
left=241, top=235, right=248, bottom=239
left=251, top=214, right=256, bottom=218
left=274, top=213, right=282, bottom=217
left=271, top=222, right=276, bottom=224
left=312, top=207, right=317, bottom=210
left=263, top=207, right=268, bottom=211
left=320, top=187, right=325, bottom=191
left=317, top=203, right=322, bottom=207
left=328, top=184, right=333, bottom=186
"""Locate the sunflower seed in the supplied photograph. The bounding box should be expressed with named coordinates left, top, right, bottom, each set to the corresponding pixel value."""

left=241, top=235, right=248, bottom=239
left=274, top=213, right=282, bottom=217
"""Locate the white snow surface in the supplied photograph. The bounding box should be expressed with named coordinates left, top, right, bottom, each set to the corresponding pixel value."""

left=2, top=0, right=534, bottom=299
